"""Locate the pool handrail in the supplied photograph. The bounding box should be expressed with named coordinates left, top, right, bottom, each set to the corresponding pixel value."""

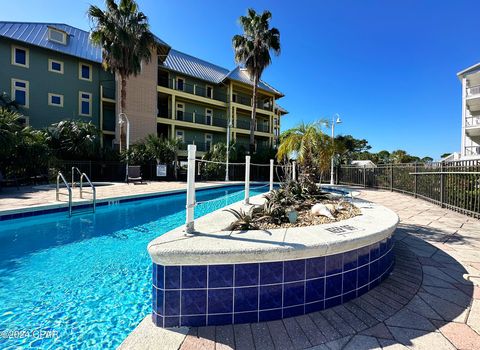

left=56, top=172, right=72, bottom=217
left=80, top=172, right=96, bottom=213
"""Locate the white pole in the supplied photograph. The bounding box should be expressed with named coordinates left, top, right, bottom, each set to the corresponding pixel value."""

left=269, top=159, right=274, bottom=191
left=225, top=120, right=231, bottom=181
left=292, top=161, right=296, bottom=181
left=244, top=155, right=250, bottom=204
left=185, top=144, right=196, bottom=234
left=330, top=117, right=335, bottom=185
left=126, top=118, right=130, bottom=182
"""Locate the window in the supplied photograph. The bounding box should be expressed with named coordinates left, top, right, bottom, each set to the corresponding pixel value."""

left=48, top=59, right=64, bottom=74
left=206, top=85, right=213, bottom=99
left=11, top=79, right=29, bottom=108
left=176, top=103, right=184, bottom=120
left=205, top=109, right=212, bottom=125
left=79, top=92, right=92, bottom=116
left=205, top=134, right=212, bottom=151
left=176, top=130, right=184, bottom=142
left=17, top=116, right=29, bottom=127
left=48, top=27, right=67, bottom=45
left=232, top=93, right=237, bottom=103
left=48, top=93, right=64, bottom=107
left=79, top=63, right=92, bottom=81
left=176, top=77, right=184, bottom=91
left=12, top=46, right=29, bottom=67
left=274, top=117, right=278, bottom=126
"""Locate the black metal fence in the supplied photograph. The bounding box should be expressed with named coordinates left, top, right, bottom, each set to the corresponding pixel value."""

left=338, top=160, right=480, bottom=218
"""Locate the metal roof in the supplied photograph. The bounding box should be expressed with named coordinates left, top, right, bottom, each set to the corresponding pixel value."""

left=162, top=50, right=283, bottom=96
left=457, top=61, right=480, bottom=79
left=0, top=22, right=103, bottom=63
left=162, top=49, right=229, bottom=84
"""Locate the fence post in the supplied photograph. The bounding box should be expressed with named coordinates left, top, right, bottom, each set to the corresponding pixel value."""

left=244, top=155, right=250, bottom=204
left=269, top=159, right=274, bottom=192
left=292, top=161, right=296, bottom=181
left=185, top=144, right=196, bottom=234
left=440, top=163, right=444, bottom=208
left=363, top=165, right=366, bottom=188
left=414, top=162, right=418, bottom=198
left=390, top=164, right=393, bottom=192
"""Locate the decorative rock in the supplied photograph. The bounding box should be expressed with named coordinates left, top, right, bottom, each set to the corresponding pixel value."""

left=311, top=203, right=335, bottom=219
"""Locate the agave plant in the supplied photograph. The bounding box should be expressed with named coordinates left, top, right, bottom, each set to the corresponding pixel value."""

left=223, top=206, right=266, bottom=230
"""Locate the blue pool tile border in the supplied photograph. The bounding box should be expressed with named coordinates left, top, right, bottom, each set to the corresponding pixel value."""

left=151, top=237, right=395, bottom=328
left=0, top=184, right=263, bottom=222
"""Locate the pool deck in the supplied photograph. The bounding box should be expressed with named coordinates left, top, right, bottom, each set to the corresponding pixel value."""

left=0, top=181, right=237, bottom=214
left=121, top=188, right=480, bottom=350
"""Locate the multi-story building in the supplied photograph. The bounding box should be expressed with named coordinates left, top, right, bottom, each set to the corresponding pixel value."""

left=457, top=62, right=480, bottom=160
left=0, top=22, right=117, bottom=147
left=0, top=21, right=287, bottom=158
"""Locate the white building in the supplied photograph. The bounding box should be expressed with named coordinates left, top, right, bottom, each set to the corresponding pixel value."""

left=351, top=160, right=377, bottom=168
left=458, top=62, right=480, bottom=160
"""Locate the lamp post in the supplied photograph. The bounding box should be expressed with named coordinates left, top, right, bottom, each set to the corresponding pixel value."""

left=329, top=114, right=342, bottom=185
left=118, top=113, right=130, bottom=182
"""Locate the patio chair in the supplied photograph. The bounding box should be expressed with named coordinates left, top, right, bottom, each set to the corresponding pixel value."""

left=127, top=166, right=144, bottom=184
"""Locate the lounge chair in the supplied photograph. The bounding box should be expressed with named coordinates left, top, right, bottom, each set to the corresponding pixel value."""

left=127, top=166, right=144, bottom=184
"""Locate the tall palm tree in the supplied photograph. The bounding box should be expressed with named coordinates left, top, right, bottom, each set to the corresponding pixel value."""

left=88, top=0, right=156, bottom=122
left=277, top=122, right=332, bottom=182
left=232, top=8, right=281, bottom=154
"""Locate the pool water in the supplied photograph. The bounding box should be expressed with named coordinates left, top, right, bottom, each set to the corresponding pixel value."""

left=0, top=185, right=269, bottom=349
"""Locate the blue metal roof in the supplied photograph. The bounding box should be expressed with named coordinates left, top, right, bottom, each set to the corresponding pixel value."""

left=0, top=22, right=103, bottom=63
left=162, top=49, right=229, bottom=84
left=162, top=49, right=283, bottom=96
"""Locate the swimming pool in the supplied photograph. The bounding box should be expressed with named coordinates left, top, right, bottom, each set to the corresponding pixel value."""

left=0, top=185, right=269, bottom=349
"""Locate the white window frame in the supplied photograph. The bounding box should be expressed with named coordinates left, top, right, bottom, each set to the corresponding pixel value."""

left=176, top=77, right=185, bottom=91
left=205, top=108, right=213, bottom=125
left=11, top=45, right=29, bottom=68
left=48, top=27, right=67, bottom=45
left=176, top=102, right=185, bottom=120
left=206, top=85, right=213, bottom=99
left=205, top=133, right=213, bottom=151
left=48, top=93, right=64, bottom=107
left=79, top=91, right=92, bottom=117
left=175, top=130, right=184, bottom=141
left=232, top=93, right=237, bottom=103
left=79, top=62, right=92, bottom=81
left=48, top=59, right=64, bottom=74
left=11, top=78, right=29, bottom=108
left=18, top=116, right=29, bottom=127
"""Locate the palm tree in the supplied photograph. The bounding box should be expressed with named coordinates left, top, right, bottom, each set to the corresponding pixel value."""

left=88, top=0, right=156, bottom=124
left=232, top=8, right=281, bottom=154
left=277, top=122, right=332, bottom=182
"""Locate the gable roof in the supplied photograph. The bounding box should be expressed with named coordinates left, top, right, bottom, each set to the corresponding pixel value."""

left=0, top=22, right=103, bottom=63
left=161, top=49, right=283, bottom=97
left=0, top=21, right=170, bottom=64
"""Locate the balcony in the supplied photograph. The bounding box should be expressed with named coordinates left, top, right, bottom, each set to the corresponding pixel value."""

left=465, top=116, right=480, bottom=136
left=465, top=146, right=480, bottom=157
left=158, top=110, right=227, bottom=129
left=178, top=141, right=211, bottom=153
left=466, top=85, right=480, bottom=112
left=158, top=77, right=228, bottom=103
left=233, top=95, right=273, bottom=112
left=235, top=140, right=271, bottom=152
left=235, top=119, right=270, bottom=133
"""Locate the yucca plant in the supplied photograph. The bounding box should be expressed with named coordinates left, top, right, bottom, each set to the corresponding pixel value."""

left=223, top=206, right=266, bottom=230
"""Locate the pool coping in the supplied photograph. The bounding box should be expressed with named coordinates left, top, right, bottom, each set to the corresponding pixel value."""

left=147, top=195, right=399, bottom=265
left=0, top=182, right=271, bottom=222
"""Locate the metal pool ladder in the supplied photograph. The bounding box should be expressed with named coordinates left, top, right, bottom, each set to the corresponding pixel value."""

left=56, top=172, right=72, bottom=217
left=72, top=167, right=97, bottom=214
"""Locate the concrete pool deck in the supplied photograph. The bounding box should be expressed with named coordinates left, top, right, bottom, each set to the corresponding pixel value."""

left=121, top=188, right=480, bottom=350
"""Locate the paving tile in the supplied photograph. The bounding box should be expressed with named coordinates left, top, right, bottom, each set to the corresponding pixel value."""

left=324, top=336, right=352, bottom=350
left=321, top=309, right=356, bottom=337
left=377, top=338, right=410, bottom=349
left=214, top=325, right=235, bottom=350
left=283, top=317, right=312, bottom=349
left=309, top=312, right=341, bottom=342
left=467, top=299, right=480, bottom=334
left=418, top=291, right=469, bottom=323
left=295, top=314, right=327, bottom=346
left=385, top=308, right=436, bottom=332
left=368, top=289, right=404, bottom=311
left=405, top=295, right=443, bottom=320
left=432, top=320, right=480, bottom=350
left=331, top=305, right=368, bottom=332
left=266, top=320, right=295, bottom=350
left=360, top=322, right=394, bottom=339
left=195, top=326, right=216, bottom=350
left=250, top=322, right=275, bottom=350
left=422, top=266, right=460, bottom=284
left=422, top=285, right=472, bottom=308
left=422, top=274, right=457, bottom=289
left=388, top=326, right=456, bottom=350
left=342, top=335, right=381, bottom=350
left=343, top=302, right=379, bottom=327
left=233, top=324, right=255, bottom=350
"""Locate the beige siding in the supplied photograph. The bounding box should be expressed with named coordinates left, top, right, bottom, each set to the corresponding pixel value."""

left=115, top=47, right=158, bottom=144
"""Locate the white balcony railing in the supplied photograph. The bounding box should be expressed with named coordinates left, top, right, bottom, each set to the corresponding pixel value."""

left=466, top=116, right=480, bottom=128
left=467, top=85, right=480, bottom=98
left=465, top=146, right=480, bottom=156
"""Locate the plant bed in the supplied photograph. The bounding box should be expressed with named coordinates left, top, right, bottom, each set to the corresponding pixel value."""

left=224, top=180, right=361, bottom=231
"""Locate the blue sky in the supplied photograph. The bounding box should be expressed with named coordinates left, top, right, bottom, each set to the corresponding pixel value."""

left=3, top=1, right=480, bottom=158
